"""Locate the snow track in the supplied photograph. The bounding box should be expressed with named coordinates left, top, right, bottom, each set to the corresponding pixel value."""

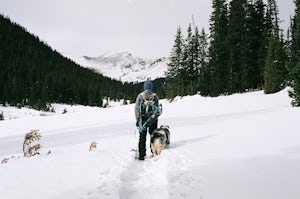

left=90, top=148, right=199, bottom=199
left=119, top=155, right=169, bottom=199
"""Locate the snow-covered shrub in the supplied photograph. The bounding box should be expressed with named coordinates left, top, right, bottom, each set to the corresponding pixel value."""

left=23, top=129, right=42, bottom=157
left=1, top=158, right=9, bottom=164
left=89, top=141, right=97, bottom=151
left=62, top=108, right=67, bottom=114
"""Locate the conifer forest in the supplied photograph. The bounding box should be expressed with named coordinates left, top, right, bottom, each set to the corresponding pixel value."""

left=166, top=0, right=300, bottom=106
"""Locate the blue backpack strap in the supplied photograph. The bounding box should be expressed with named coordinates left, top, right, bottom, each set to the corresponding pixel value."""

left=138, top=104, right=162, bottom=132
left=137, top=92, right=162, bottom=132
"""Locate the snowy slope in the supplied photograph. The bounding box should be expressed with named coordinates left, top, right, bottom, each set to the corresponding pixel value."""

left=0, top=89, right=300, bottom=199
left=72, top=52, right=168, bottom=83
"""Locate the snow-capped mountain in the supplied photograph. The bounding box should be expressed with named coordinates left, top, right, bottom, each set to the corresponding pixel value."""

left=76, top=52, right=169, bottom=83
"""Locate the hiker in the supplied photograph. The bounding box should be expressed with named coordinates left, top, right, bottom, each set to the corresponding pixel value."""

left=135, top=80, right=162, bottom=160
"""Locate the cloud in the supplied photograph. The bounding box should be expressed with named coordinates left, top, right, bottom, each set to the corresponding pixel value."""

left=0, top=0, right=294, bottom=60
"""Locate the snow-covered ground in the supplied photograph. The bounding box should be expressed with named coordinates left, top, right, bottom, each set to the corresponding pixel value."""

left=0, top=88, right=299, bottom=199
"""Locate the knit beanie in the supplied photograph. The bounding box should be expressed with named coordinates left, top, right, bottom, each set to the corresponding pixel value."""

left=143, top=80, right=153, bottom=91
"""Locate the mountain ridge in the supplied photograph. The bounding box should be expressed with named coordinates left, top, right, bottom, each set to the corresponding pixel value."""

left=75, top=52, right=169, bottom=83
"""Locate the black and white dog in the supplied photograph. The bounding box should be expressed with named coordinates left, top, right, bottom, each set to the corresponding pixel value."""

left=150, top=125, right=170, bottom=159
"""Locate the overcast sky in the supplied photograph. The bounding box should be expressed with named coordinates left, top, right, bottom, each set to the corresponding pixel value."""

left=0, top=0, right=295, bottom=60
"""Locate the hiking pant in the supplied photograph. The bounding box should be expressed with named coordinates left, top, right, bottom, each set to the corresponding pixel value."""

left=138, top=117, right=157, bottom=158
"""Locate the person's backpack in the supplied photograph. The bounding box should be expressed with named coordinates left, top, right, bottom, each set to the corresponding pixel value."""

left=137, top=91, right=162, bottom=132
left=140, top=91, right=156, bottom=117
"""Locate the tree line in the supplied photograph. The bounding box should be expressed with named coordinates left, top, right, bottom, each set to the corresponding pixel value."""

left=0, top=15, right=147, bottom=110
left=166, top=0, right=300, bottom=106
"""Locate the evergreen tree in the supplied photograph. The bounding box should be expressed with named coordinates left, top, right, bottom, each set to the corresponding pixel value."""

left=288, top=0, right=300, bottom=106
left=227, top=0, right=248, bottom=93
left=244, top=0, right=267, bottom=90
left=165, top=27, right=184, bottom=99
left=197, top=28, right=209, bottom=96
left=181, top=24, right=199, bottom=95
left=264, top=0, right=288, bottom=94
left=264, top=36, right=282, bottom=93
left=166, top=24, right=209, bottom=98
left=208, top=0, right=229, bottom=96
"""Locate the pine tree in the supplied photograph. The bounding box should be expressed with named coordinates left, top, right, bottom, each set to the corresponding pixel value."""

left=288, top=0, right=300, bottom=106
left=227, top=0, right=248, bottom=93
left=264, top=36, right=281, bottom=93
left=198, top=28, right=209, bottom=96
left=165, top=27, right=184, bottom=99
left=244, top=0, right=267, bottom=90
left=208, top=0, right=229, bottom=96
left=264, top=0, right=287, bottom=94
left=191, top=27, right=202, bottom=81
left=181, top=24, right=200, bottom=95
